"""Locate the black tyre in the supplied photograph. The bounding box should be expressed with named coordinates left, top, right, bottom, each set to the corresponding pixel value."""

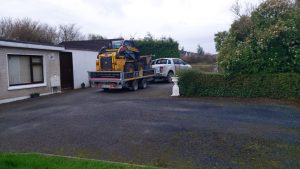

left=130, top=80, right=139, bottom=91
left=124, top=63, right=135, bottom=72
left=138, top=79, right=148, bottom=89
left=167, top=71, right=174, bottom=83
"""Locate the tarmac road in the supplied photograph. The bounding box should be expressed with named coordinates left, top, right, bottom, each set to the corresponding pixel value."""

left=0, top=83, right=300, bottom=169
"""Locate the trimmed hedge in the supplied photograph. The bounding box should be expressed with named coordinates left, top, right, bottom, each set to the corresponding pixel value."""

left=136, top=39, right=180, bottom=59
left=178, top=70, right=300, bottom=99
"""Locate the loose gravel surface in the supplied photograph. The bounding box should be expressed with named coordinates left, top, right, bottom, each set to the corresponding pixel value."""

left=0, top=83, right=299, bottom=169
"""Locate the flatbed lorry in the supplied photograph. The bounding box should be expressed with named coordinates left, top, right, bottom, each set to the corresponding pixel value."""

left=88, top=39, right=155, bottom=91
left=88, top=69, right=155, bottom=91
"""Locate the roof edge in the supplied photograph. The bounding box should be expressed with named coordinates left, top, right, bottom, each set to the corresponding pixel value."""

left=0, top=40, right=65, bottom=51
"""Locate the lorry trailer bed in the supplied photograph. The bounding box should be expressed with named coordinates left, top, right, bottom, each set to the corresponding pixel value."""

left=88, top=69, right=155, bottom=90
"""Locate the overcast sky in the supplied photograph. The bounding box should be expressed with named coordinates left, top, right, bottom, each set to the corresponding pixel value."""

left=0, top=0, right=261, bottom=53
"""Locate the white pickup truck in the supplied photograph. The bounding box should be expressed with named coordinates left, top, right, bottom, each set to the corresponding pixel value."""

left=151, top=58, right=192, bottom=82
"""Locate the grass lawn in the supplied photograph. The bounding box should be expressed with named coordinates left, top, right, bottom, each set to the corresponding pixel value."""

left=0, top=153, right=160, bottom=169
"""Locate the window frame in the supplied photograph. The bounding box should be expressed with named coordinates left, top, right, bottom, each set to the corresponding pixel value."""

left=173, top=59, right=181, bottom=65
left=7, top=54, right=45, bottom=88
left=30, top=56, right=44, bottom=84
left=179, top=59, right=186, bottom=65
left=156, top=59, right=169, bottom=64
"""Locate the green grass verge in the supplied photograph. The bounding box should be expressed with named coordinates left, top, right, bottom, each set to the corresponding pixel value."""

left=0, top=153, right=159, bottom=169
left=234, top=141, right=300, bottom=169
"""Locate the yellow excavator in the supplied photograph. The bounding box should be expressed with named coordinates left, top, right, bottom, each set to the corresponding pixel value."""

left=96, top=39, right=151, bottom=73
left=89, top=39, right=154, bottom=91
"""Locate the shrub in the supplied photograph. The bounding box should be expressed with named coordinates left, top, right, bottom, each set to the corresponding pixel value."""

left=178, top=70, right=300, bottom=99
left=136, top=38, right=180, bottom=59
left=216, top=0, right=300, bottom=74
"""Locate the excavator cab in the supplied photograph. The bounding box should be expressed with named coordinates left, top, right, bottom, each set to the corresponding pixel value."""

left=97, top=39, right=148, bottom=73
left=111, top=40, right=123, bottom=49
left=111, top=40, right=137, bottom=51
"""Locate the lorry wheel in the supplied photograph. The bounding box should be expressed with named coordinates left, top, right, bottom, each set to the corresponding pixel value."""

left=138, top=79, right=148, bottom=89
left=167, top=71, right=174, bottom=83
left=124, top=63, right=135, bottom=72
left=130, top=80, right=139, bottom=91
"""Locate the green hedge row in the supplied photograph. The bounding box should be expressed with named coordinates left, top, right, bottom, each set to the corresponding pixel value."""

left=178, top=70, right=300, bottom=99
left=136, top=39, right=180, bottom=59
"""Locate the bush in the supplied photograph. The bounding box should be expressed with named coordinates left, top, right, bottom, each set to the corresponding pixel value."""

left=181, top=53, right=217, bottom=64
left=178, top=70, right=300, bottom=99
left=136, top=38, right=180, bottom=59
left=216, top=0, right=300, bottom=74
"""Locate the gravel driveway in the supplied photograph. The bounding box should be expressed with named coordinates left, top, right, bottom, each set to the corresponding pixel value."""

left=0, top=83, right=299, bottom=169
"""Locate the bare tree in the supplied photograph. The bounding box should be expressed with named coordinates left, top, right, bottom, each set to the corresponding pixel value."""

left=0, top=18, right=13, bottom=38
left=231, top=0, right=242, bottom=17
left=231, top=0, right=258, bottom=17
left=0, top=17, right=57, bottom=43
left=41, top=24, right=58, bottom=43
left=0, top=17, right=121, bottom=44
left=244, top=2, right=257, bottom=16
left=58, top=24, right=85, bottom=42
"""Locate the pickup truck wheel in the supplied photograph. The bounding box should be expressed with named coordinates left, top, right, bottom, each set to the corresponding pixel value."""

left=167, top=71, right=174, bottom=83
left=138, top=79, right=148, bottom=89
left=130, top=80, right=139, bottom=91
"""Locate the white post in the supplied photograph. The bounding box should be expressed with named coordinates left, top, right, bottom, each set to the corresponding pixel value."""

left=171, top=76, right=180, bottom=96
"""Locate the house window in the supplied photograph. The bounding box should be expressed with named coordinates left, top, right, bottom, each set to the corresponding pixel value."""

left=8, top=55, right=44, bottom=86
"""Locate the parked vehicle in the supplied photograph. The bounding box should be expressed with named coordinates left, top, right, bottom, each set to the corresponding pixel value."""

left=88, top=39, right=155, bottom=91
left=151, top=58, right=192, bottom=83
left=96, top=39, right=151, bottom=72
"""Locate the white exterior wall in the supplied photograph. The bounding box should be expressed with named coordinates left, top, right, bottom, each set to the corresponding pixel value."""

left=67, top=49, right=98, bottom=89
left=0, top=47, right=61, bottom=102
